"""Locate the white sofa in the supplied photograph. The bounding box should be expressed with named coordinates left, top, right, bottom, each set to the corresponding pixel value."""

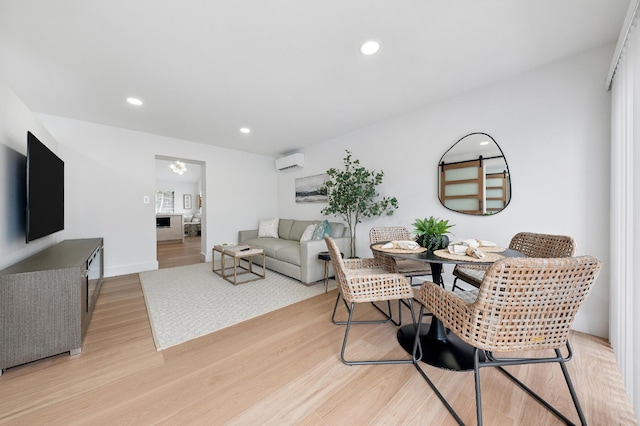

left=238, top=218, right=350, bottom=284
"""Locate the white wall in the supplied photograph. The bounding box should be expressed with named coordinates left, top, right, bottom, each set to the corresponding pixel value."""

left=0, top=77, right=65, bottom=269
left=30, top=115, right=278, bottom=277
left=277, top=45, right=614, bottom=338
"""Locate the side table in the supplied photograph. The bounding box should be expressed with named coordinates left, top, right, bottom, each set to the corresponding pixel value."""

left=213, top=245, right=265, bottom=285
left=317, top=251, right=343, bottom=293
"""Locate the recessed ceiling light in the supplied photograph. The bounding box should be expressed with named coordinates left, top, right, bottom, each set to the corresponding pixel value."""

left=240, top=127, right=251, bottom=134
left=126, top=97, right=143, bottom=106
left=360, top=40, right=381, bottom=55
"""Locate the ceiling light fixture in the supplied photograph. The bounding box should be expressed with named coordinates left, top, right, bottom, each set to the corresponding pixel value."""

left=169, top=160, right=187, bottom=175
left=126, top=97, right=143, bottom=106
left=240, top=127, right=251, bottom=134
left=480, top=141, right=490, bottom=146
left=360, top=40, right=381, bottom=55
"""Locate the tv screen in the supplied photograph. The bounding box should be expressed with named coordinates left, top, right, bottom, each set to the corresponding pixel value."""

left=26, top=131, right=64, bottom=243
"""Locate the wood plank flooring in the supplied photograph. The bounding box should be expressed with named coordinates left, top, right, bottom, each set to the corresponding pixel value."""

left=0, top=247, right=636, bottom=425
left=157, top=236, right=203, bottom=269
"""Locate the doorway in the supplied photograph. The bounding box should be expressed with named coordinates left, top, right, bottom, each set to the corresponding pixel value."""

left=154, top=156, right=206, bottom=269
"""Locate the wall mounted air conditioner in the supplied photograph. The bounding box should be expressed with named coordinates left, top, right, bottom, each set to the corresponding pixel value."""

left=275, top=153, right=304, bottom=170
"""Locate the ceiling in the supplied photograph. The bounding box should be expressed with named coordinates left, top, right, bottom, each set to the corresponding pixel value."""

left=0, top=0, right=629, bottom=157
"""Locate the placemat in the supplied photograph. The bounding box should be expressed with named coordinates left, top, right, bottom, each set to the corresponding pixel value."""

left=433, top=249, right=505, bottom=262
left=372, top=243, right=427, bottom=254
left=476, top=246, right=506, bottom=253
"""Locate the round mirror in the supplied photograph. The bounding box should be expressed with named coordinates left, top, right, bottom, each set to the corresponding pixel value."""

left=438, top=133, right=511, bottom=215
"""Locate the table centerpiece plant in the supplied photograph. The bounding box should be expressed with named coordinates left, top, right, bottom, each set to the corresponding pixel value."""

left=412, top=216, right=454, bottom=251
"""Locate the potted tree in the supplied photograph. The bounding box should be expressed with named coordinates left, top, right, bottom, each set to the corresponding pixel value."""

left=321, top=150, right=398, bottom=258
left=412, top=216, right=454, bottom=251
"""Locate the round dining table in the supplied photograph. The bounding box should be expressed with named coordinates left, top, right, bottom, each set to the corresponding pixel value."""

left=371, top=243, right=524, bottom=371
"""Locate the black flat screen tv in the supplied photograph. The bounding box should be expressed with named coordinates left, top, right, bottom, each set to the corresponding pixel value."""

left=26, top=131, right=64, bottom=243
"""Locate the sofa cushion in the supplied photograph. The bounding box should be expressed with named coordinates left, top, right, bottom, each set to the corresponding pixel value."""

left=289, top=220, right=317, bottom=241
left=276, top=244, right=302, bottom=266
left=278, top=219, right=294, bottom=240
left=258, top=218, right=279, bottom=238
left=312, top=220, right=332, bottom=239
left=300, top=224, right=317, bottom=242
left=243, top=237, right=297, bottom=258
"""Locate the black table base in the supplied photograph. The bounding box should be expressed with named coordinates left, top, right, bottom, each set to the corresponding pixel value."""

left=397, top=321, right=485, bottom=371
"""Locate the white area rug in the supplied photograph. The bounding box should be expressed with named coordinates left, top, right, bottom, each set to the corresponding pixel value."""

left=139, top=262, right=335, bottom=350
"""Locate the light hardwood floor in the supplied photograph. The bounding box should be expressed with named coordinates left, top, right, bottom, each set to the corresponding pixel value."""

left=157, top=236, right=203, bottom=269
left=0, top=246, right=636, bottom=425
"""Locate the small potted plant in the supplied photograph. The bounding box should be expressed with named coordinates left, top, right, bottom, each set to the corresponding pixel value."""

left=412, top=216, right=454, bottom=251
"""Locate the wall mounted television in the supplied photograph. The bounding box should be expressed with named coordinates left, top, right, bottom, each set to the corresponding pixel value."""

left=26, top=131, right=64, bottom=243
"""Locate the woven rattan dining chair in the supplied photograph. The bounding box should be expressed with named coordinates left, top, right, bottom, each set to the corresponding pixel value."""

left=413, top=255, right=602, bottom=426
left=325, top=236, right=417, bottom=365
left=451, top=232, right=577, bottom=291
left=326, top=238, right=392, bottom=327
left=369, top=226, right=441, bottom=324
left=369, top=227, right=437, bottom=285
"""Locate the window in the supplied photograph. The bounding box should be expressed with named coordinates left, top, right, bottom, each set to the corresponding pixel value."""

left=155, top=190, right=174, bottom=213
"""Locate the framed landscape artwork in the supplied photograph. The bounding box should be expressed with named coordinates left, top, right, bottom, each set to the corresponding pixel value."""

left=295, top=174, right=328, bottom=203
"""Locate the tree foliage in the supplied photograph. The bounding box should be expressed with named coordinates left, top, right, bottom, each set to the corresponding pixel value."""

left=321, top=150, right=398, bottom=257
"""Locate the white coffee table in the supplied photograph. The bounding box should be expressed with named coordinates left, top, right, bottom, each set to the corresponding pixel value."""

left=212, top=244, right=265, bottom=285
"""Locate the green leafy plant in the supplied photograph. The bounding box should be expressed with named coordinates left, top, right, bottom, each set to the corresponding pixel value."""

left=412, top=216, right=454, bottom=251
left=321, top=150, right=398, bottom=258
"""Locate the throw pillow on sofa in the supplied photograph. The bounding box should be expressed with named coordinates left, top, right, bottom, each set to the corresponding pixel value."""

left=300, top=224, right=317, bottom=242
left=311, top=220, right=332, bottom=240
left=258, top=218, right=280, bottom=238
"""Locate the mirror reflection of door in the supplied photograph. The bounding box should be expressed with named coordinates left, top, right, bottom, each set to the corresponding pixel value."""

left=439, top=133, right=511, bottom=215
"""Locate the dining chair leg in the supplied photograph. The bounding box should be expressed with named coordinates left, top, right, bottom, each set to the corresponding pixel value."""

left=411, top=311, right=422, bottom=363
left=341, top=300, right=416, bottom=366
left=332, top=293, right=398, bottom=326
left=487, top=343, right=586, bottom=426
left=474, top=348, right=484, bottom=426
left=451, top=277, right=462, bottom=292
left=331, top=293, right=349, bottom=325
left=373, top=300, right=400, bottom=326
left=557, top=347, right=587, bottom=426
left=410, top=306, right=424, bottom=363
left=412, top=306, right=465, bottom=425
left=397, top=298, right=416, bottom=326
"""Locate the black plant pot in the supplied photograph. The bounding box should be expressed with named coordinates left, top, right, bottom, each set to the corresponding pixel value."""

left=417, top=235, right=449, bottom=252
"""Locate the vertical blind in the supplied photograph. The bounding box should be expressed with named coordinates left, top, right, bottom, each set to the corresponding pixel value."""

left=155, top=190, right=175, bottom=214
left=609, top=0, right=640, bottom=420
